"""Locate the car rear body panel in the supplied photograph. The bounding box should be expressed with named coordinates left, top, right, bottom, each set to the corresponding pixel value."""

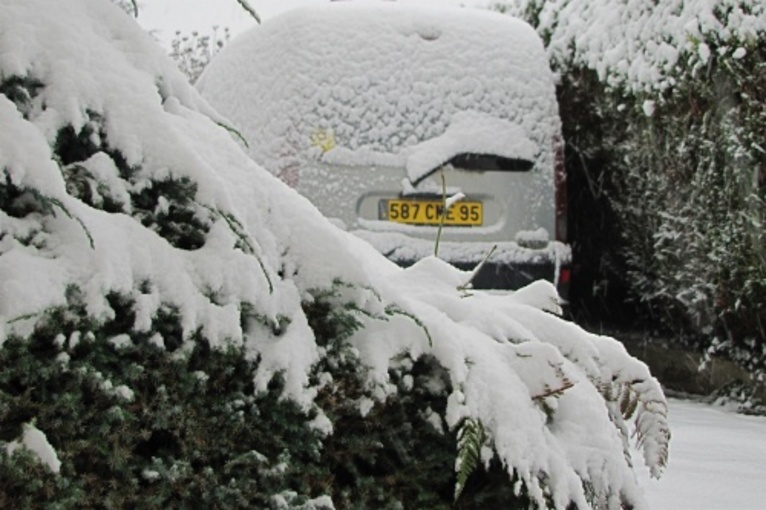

left=198, top=3, right=571, bottom=295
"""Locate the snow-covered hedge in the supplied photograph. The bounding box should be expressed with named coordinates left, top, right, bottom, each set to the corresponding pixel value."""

left=494, top=0, right=766, bottom=388
left=495, top=0, right=765, bottom=92
left=0, top=0, right=669, bottom=507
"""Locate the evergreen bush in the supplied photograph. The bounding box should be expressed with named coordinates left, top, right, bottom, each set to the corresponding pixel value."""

left=0, top=284, right=539, bottom=508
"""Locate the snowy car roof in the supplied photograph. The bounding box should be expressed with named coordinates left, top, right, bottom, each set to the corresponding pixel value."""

left=198, top=4, right=560, bottom=175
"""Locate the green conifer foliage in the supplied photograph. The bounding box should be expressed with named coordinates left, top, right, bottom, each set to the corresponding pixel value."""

left=0, top=288, right=322, bottom=508
left=47, top=107, right=214, bottom=251
left=0, top=284, right=537, bottom=508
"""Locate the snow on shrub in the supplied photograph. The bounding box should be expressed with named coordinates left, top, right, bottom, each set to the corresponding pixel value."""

left=0, top=0, right=668, bottom=507
left=494, top=0, right=766, bottom=388
left=495, top=0, right=765, bottom=93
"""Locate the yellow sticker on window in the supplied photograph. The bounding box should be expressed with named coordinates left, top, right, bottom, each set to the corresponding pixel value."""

left=311, top=128, right=336, bottom=153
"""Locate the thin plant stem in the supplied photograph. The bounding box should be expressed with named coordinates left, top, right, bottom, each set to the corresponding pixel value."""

left=235, top=0, right=261, bottom=24
left=458, top=244, right=498, bottom=293
left=434, top=167, right=446, bottom=258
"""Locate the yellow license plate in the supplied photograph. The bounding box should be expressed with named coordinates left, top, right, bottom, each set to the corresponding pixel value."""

left=383, top=199, right=483, bottom=226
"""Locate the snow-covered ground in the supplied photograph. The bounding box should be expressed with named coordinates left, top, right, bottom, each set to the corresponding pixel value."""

left=635, top=398, right=766, bottom=510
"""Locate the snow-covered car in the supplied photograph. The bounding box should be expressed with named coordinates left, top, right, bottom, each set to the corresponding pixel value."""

left=198, top=3, right=570, bottom=295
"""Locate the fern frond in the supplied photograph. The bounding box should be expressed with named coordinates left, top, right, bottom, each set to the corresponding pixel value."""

left=619, top=384, right=641, bottom=419
left=602, top=378, right=670, bottom=477
left=533, top=361, right=575, bottom=400
left=454, top=417, right=486, bottom=502
left=548, top=335, right=672, bottom=479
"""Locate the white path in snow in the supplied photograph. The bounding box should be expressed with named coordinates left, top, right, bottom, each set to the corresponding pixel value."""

left=636, top=398, right=766, bottom=510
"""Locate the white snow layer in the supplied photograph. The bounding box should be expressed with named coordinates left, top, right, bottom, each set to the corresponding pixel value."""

left=0, top=1, right=668, bottom=508
left=404, top=111, right=538, bottom=184
left=197, top=3, right=559, bottom=191
left=311, top=110, right=539, bottom=185
left=5, top=423, right=62, bottom=474
left=495, top=0, right=766, bottom=94
left=636, top=398, right=766, bottom=510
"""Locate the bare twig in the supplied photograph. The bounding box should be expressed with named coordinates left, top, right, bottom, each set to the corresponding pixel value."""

left=235, top=0, right=261, bottom=24
left=434, top=168, right=446, bottom=257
